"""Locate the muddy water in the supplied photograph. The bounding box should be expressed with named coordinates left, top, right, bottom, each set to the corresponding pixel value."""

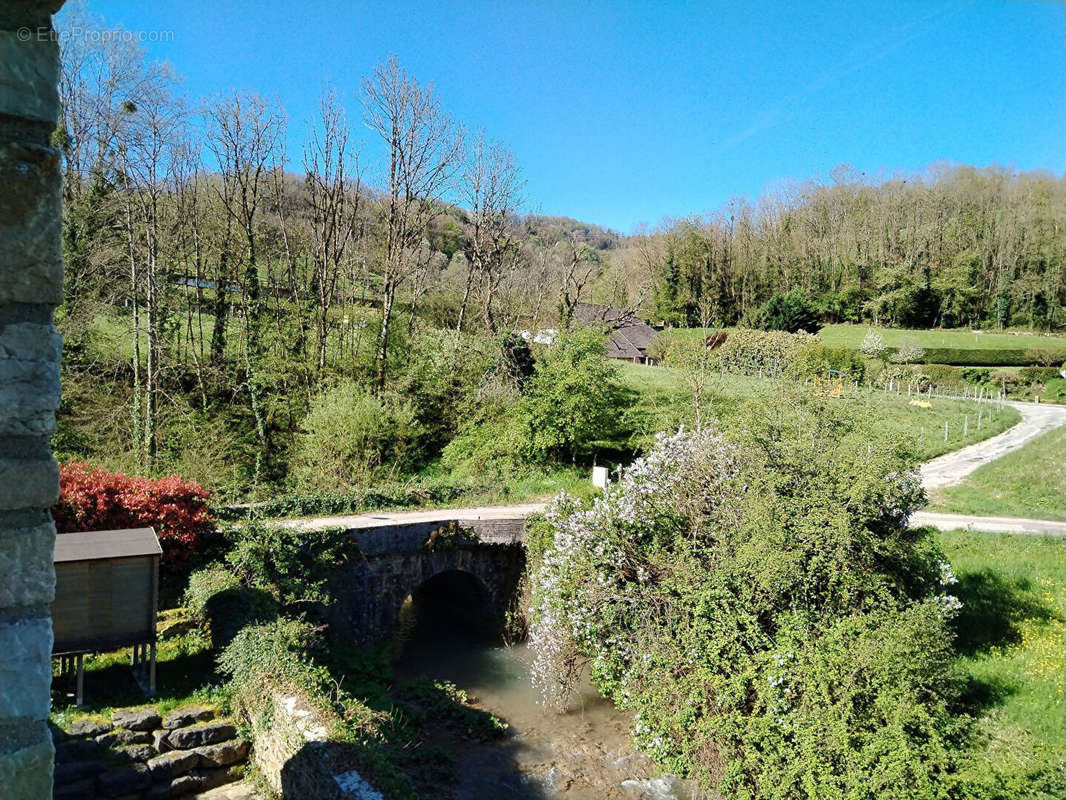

left=395, top=631, right=698, bottom=800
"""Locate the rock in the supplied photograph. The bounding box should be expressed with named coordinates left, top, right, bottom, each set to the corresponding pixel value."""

left=54, top=759, right=104, bottom=783
left=154, top=729, right=174, bottom=754
left=158, top=618, right=196, bottom=639
left=55, top=738, right=105, bottom=762
left=145, top=767, right=240, bottom=799
left=53, top=775, right=96, bottom=800
left=95, top=763, right=151, bottom=797
left=114, top=743, right=157, bottom=762
left=195, top=740, right=249, bottom=768
left=146, top=750, right=200, bottom=781
left=195, top=766, right=243, bottom=792
left=166, top=721, right=237, bottom=750
left=65, top=718, right=112, bottom=739
left=163, top=706, right=216, bottom=730
left=111, top=708, right=162, bottom=731
left=96, top=728, right=153, bottom=747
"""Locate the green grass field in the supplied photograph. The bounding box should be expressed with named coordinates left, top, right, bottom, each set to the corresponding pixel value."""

left=937, top=530, right=1066, bottom=795
left=618, top=362, right=1021, bottom=461
left=668, top=324, right=1066, bottom=359
left=931, top=426, right=1066, bottom=522
left=818, top=324, right=1066, bottom=353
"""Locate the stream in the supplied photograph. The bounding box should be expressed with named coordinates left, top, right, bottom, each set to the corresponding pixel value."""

left=392, top=577, right=700, bottom=800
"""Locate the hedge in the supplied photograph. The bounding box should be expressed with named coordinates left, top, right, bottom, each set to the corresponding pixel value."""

left=884, top=346, right=1066, bottom=366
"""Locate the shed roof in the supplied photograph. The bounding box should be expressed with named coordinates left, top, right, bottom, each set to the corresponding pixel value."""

left=54, top=528, right=161, bottom=563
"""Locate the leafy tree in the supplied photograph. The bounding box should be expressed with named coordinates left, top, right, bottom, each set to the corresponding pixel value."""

left=520, top=329, right=630, bottom=462
left=755, top=290, right=822, bottom=333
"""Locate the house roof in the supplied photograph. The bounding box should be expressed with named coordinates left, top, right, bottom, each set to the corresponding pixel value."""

left=574, top=302, right=657, bottom=356
left=54, top=528, right=162, bottom=563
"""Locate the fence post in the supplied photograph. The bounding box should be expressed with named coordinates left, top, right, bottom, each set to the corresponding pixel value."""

left=964, top=415, right=969, bottom=437
left=944, top=421, right=949, bottom=442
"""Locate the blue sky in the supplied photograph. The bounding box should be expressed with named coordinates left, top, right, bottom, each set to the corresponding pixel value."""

left=75, top=0, right=1065, bottom=233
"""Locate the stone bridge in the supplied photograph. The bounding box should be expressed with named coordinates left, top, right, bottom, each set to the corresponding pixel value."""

left=315, top=516, right=530, bottom=644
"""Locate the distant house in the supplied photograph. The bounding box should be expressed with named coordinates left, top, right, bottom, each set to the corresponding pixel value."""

left=573, top=303, right=658, bottom=364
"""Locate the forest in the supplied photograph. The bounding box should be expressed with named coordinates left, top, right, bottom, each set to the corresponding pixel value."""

left=54, top=6, right=1066, bottom=504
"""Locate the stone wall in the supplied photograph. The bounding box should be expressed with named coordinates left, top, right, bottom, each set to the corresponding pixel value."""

left=0, top=2, right=66, bottom=799
left=53, top=707, right=249, bottom=799
left=329, top=524, right=525, bottom=644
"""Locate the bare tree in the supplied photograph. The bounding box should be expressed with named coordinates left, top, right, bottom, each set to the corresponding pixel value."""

left=457, top=129, right=524, bottom=339
left=362, top=55, right=463, bottom=389
left=558, top=231, right=601, bottom=329
left=118, top=68, right=186, bottom=468
left=204, top=91, right=286, bottom=486
left=304, top=87, right=362, bottom=374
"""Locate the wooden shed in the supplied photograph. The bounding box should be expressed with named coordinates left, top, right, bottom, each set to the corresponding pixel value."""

left=52, top=528, right=161, bottom=705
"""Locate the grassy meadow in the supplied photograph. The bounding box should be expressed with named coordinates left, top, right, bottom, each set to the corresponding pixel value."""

left=818, top=324, right=1066, bottom=353
left=618, top=362, right=1021, bottom=461
left=931, top=426, right=1066, bottom=522
left=937, top=530, right=1066, bottom=795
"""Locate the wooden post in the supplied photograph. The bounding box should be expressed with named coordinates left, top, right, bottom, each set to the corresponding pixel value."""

left=149, top=643, right=157, bottom=697
left=964, top=415, right=969, bottom=437
left=76, top=654, right=84, bottom=708
left=944, top=421, right=949, bottom=442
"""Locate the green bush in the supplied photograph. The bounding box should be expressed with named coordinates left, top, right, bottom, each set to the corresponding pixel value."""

left=223, top=521, right=358, bottom=606
left=792, top=342, right=866, bottom=382
left=293, top=383, right=422, bottom=489
left=530, top=391, right=967, bottom=797
left=716, top=328, right=819, bottom=377
left=1018, top=366, right=1060, bottom=385
left=919, top=364, right=966, bottom=389
left=184, top=566, right=278, bottom=650
left=901, top=347, right=1066, bottom=366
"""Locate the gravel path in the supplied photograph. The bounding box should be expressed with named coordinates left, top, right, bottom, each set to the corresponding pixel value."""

left=911, top=510, right=1066, bottom=537
left=920, top=401, right=1066, bottom=491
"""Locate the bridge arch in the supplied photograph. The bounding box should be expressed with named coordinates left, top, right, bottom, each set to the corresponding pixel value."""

left=329, top=535, right=525, bottom=644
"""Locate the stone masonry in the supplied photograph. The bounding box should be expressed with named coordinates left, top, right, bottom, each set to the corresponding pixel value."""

left=53, top=706, right=249, bottom=799
left=0, top=2, right=66, bottom=799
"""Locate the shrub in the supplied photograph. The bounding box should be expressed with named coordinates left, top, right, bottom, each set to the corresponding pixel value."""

left=890, top=339, right=926, bottom=364
left=293, top=384, right=422, bottom=489
left=716, top=328, right=819, bottom=377
left=1018, top=366, right=1060, bottom=385
left=859, top=330, right=888, bottom=359
left=530, top=393, right=966, bottom=797
left=918, top=364, right=965, bottom=389
left=184, top=565, right=277, bottom=650
left=223, top=521, right=358, bottom=606
left=792, top=342, right=866, bottom=382
left=754, top=290, right=822, bottom=333
left=1023, top=345, right=1064, bottom=367
left=54, top=462, right=216, bottom=570
left=989, top=369, right=1022, bottom=393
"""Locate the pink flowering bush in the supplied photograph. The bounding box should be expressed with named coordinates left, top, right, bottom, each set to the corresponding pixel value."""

left=529, top=390, right=971, bottom=799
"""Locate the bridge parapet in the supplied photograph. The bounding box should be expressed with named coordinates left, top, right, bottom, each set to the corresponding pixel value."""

left=345, top=517, right=526, bottom=555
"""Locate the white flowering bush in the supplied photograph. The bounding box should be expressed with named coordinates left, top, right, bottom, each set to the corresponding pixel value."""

left=860, top=329, right=888, bottom=359
left=529, top=390, right=968, bottom=799
left=891, top=339, right=927, bottom=364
